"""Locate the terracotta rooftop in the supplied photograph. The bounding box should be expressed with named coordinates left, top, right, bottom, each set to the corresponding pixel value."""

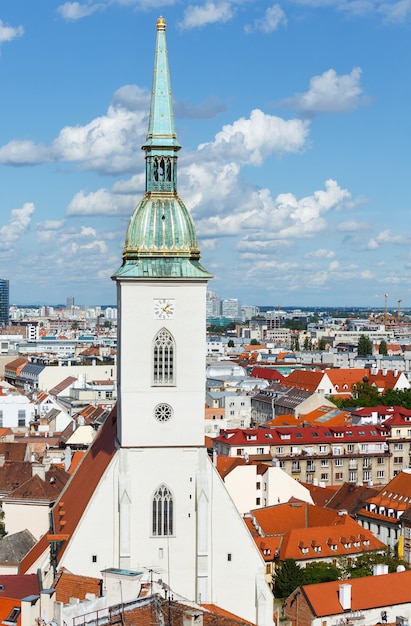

left=53, top=568, right=102, bottom=604
left=296, top=569, right=411, bottom=616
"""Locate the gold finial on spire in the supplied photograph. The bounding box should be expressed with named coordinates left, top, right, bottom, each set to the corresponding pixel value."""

left=157, top=16, right=166, bottom=31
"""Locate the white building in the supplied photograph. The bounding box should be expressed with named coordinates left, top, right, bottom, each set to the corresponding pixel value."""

left=219, top=462, right=313, bottom=515
left=0, top=389, right=34, bottom=428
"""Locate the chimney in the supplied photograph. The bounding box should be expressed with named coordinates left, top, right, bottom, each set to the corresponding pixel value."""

left=373, top=563, right=389, bottom=576
left=32, top=462, right=46, bottom=481
left=339, top=584, right=351, bottom=611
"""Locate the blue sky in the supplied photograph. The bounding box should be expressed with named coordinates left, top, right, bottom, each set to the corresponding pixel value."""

left=0, top=0, right=410, bottom=309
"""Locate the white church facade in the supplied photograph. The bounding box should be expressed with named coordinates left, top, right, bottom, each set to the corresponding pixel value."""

left=23, top=17, right=274, bottom=626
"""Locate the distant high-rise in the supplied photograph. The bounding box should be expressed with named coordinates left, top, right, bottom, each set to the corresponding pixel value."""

left=0, top=279, right=9, bottom=328
left=66, top=296, right=75, bottom=311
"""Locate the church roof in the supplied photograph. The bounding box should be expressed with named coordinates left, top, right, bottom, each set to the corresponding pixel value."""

left=113, top=17, right=211, bottom=281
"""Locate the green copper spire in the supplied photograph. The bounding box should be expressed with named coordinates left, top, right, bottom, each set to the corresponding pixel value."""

left=143, top=16, right=180, bottom=152
left=112, top=17, right=212, bottom=281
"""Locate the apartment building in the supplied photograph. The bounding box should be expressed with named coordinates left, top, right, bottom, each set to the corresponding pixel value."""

left=213, top=424, right=391, bottom=486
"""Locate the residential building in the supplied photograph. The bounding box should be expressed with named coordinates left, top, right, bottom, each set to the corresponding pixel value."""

left=247, top=501, right=384, bottom=587
left=284, top=569, right=411, bottom=626
left=20, top=19, right=274, bottom=626
left=213, top=424, right=391, bottom=485
left=0, top=279, right=9, bottom=328
left=356, top=469, right=411, bottom=551
left=215, top=458, right=313, bottom=514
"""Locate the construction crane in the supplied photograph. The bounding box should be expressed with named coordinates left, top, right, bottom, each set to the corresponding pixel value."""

left=375, top=293, right=408, bottom=326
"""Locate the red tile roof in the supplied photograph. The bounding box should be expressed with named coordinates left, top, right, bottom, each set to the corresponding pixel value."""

left=298, top=570, right=411, bottom=616
left=0, top=574, right=39, bottom=599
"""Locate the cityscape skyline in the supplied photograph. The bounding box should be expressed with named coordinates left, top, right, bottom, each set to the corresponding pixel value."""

left=0, top=2, right=410, bottom=307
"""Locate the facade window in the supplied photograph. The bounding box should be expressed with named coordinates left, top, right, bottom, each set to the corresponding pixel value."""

left=349, top=471, right=357, bottom=482
left=256, top=482, right=261, bottom=490
left=321, top=459, right=329, bottom=467
left=276, top=447, right=284, bottom=455
left=377, top=470, right=385, bottom=479
left=335, top=458, right=343, bottom=466
left=347, top=444, right=354, bottom=452
left=257, top=448, right=264, bottom=454
left=153, top=328, right=175, bottom=386
left=236, top=448, right=244, bottom=456
left=394, top=457, right=403, bottom=464
left=319, top=445, right=327, bottom=453
left=0, top=410, right=3, bottom=428
left=17, top=410, right=26, bottom=427
left=361, top=444, right=368, bottom=452
left=394, top=443, right=404, bottom=451
left=377, top=457, right=385, bottom=464
left=152, top=484, right=173, bottom=536
left=4, top=608, right=20, bottom=624
left=335, top=472, right=343, bottom=480
left=256, top=498, right=261, bottom=505
left=363, top=471, right=371, bottom=482
left=320, top=473, right=328, bottom=481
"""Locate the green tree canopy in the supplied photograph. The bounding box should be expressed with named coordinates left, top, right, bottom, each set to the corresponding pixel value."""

left=273, top=559, right=304, bottom=598
left=357, top=334, right=373, bottom=356
left=318, top=337, right=326, bottom=351
left=250, top=338, right=260, bottom=345
left=302, top=561, right=340, bottom=585
left=227, top=339, right=235, bottom=348
left=379, top=339, right=388, bottom=355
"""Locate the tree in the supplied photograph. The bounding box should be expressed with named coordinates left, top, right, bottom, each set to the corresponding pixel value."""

left=357, top=334, right=373, bottom=356
left=303, top=337, right=313, bottom=351
left=302, top=561, right=340, bottom=585
left=227, top=339, right=234, bottom=348
left=338, top=549, right=408, bottom=579
left=379, top=339, right=388, bottom=355
left=250, top=338, right=260, bottom=345
left=318, top=337, right=326, bottom=351
left=273, top=559, right=304, bottom=598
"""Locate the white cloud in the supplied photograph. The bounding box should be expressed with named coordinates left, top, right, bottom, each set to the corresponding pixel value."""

left=283, top=67, right=366, bottom=117
left=305, top=248, right=336, bottom=259
left=195, top=179, right=351, bottom=243
left=245, top=4, right=287, bottom=34
left=337, top=219, right=369, bottom=232
left=0, top=19, right=24, bottom=44
left=289, top=0, right=411, bottom=22
left=66, top=188, right=135, bottom=216
left=0, top=140, right=50, bottom=165
left=366, top=229, right=408, bottom=250
left=57, top=2, right=105, bottom=20
left=0, top=89, right=148, bottom=173
left=198, top=109, right=309, bottom=166
left=180, top=1, right=234, bottom=29
left=0, top=203, right=35, bottom=251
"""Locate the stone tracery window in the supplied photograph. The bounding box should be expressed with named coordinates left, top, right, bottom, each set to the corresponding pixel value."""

left=152, top=484, right=174, bottom=536
left=153, top=328, right=175, bottom=385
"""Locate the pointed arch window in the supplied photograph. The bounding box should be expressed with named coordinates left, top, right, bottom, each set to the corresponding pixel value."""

left=153, top=328, right=175, bottom=385
left=152, top=484, right=174, bottom=536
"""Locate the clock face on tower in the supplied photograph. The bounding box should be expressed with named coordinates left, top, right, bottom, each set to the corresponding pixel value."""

left=154, top=298, right=175, bottom=319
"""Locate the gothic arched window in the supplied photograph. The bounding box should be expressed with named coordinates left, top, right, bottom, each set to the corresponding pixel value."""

left=153, top=328, right=175, bottom=385
left=152, top=484, right=174, bottom=536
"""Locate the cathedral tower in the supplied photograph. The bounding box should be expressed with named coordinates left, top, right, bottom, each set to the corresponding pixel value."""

left=112, top=16, right=212, bottom=449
